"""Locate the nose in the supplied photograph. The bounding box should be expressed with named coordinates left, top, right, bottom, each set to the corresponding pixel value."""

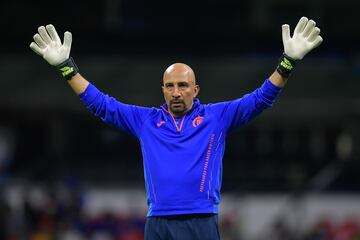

left=172, top=86, right=181, bottom=98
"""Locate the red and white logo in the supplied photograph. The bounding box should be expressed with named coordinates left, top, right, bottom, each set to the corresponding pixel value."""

left=156, top=121, right=165, bottom=127
left=192, top=116, right=204, bottom=128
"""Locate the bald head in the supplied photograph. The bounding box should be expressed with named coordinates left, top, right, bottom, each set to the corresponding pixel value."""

left=162, top=63, right=200, bottom=117
left=163, top=63, right=196, bottom=85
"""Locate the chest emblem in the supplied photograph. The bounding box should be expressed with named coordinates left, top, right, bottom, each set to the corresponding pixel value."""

left=192, top=116, right=204, bottom=128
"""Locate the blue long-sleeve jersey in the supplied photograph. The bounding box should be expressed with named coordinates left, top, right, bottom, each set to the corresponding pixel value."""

left=79, top=79, right=282, bottom=216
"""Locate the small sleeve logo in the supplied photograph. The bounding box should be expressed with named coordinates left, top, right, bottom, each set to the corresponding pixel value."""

left=156, top=121, right=165, bottom=127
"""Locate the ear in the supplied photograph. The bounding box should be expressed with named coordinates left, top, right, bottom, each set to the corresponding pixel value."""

left=193, top=85, right=200, bottom=98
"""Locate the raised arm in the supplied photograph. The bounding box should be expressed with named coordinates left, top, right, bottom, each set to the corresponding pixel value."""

left=29, top=24, right=155, bottom=137
left=29, top=24, right=89, bottom=95
left=270, top=16, right=323, bottom=88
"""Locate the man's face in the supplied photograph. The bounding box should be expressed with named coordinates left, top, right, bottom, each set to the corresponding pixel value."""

left=162, top=64, right=199, bottom=117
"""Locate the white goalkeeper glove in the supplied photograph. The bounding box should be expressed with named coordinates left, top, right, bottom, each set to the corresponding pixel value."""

left=276, top=16, right=323, bottom=78
left=30, top=24, right=78, bottom=80
left=30, top=24, right=72, bottom=66
left=282, top=16, right=323, bottom=60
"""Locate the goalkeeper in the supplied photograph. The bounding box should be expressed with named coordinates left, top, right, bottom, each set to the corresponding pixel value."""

left=30, top=17, right=322, bottom=240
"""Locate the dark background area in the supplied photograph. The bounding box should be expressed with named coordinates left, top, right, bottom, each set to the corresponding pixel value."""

left=1, top=0, right=360, bottom=193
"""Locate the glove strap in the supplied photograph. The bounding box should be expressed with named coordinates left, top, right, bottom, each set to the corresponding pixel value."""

left=276, top=53, right=296, bottom=78
left=56, top=57, right=79, bottom=80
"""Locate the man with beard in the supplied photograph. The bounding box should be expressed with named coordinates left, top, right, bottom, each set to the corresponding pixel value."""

left=30, top=16, right=322, bottom=240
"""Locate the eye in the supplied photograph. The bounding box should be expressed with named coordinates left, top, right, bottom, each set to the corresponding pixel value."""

left=165, top=84, right=173, bottom=90
left=178, top=83, right=189, bottom=89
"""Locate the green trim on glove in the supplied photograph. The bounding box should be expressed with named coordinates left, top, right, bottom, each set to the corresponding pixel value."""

left=57, top=57, right=79, bottom=80
left=276, top=53, right=296, bottom=78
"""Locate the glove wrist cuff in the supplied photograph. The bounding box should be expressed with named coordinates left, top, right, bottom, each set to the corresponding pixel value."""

left=276, top=53, right=296, bottom=78
left=56, top=57, right=79, bottom=80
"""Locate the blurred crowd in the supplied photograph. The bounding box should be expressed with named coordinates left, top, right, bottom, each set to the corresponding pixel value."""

left=0, top=178, right=359, bottom=240
left=0, top=178, right=146, bottom=240
left=261, top=216, right=360, bottom=240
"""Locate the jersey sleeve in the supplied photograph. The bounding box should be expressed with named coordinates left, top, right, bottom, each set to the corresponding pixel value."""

left=79, top=83, right=152, bottom=137
left=208, top=79, right=282, bottom=133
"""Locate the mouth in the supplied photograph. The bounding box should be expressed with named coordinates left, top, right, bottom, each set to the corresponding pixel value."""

left=170, top=100, right=184, bottom=106
left=170, top=101, right=184, bottom=108
left=171, top=103, right=183, bottom=109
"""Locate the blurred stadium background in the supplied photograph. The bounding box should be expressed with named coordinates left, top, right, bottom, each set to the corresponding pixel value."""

left=1, top=0, right=360, bottom=239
